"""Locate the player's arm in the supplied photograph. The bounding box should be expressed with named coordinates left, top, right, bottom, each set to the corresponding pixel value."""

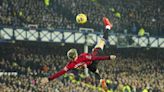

left=86, top=54, right=116, bottom=61
left=40, top=68, right=67, bottom=85
left=40, top=63, right=74, bottom=85
left=48, top=67, right=68, bottom=81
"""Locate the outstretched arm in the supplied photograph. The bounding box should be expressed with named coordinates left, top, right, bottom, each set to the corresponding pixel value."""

left=40, top=68, right=68, bottom=85
left=91, top=56, right=110, bottom=61
left=48, top=68, right=67, bottom=81
left=86, top=55, right=116, bottom=61
left=40, top=63, right=75, bottom=85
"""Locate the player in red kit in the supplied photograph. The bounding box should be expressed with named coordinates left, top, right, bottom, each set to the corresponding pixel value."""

left=40, top=17, right=116, bottom=88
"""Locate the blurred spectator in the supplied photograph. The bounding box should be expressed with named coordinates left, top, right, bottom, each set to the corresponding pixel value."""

left=0, top=41, right=163, bottom=91
left=0, top=0, right=163, bottom=36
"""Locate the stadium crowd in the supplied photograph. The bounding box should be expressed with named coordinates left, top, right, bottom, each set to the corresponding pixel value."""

left=0, top=0, right=163, bottom=35
left=0, top=0, right=163, bottom=91
left=0, top=42, right=163, bottom=92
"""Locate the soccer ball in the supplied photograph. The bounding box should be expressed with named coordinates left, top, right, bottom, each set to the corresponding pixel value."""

left=76, top=13, right=87, bottom=24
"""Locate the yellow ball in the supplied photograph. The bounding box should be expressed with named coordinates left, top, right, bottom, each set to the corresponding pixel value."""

left=76, top=13, right=87, bottom=24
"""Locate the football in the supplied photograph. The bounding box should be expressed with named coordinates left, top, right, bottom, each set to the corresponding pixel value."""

left=76, top=13, right=87, bottom=24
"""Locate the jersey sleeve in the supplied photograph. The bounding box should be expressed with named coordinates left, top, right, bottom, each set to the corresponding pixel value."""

left=85, top=54, right=110, bottom=61
left=48, top=62, right=75, bottom=81
left=48, top=69, right=67, bottom=81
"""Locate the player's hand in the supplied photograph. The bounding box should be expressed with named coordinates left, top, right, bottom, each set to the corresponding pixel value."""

left=40, top=77, right=49, bottom=85
left=110, top=55, right=116, bottom=60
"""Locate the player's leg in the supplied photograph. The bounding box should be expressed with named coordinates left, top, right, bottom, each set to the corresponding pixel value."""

left=87, top=64, right=101, bottom=86
left=94, top=17, right=112, bottom=50
left=88, top=61, right=108, bottom=90
left=89, top=17, right=112, bottom=90
left=89, top=18, right=112, bottom=74
left=103, top=17, right=112, bottom=40
left=101, top=17, right=113, bottom=92
left=94, top=38, right=106, bottom=51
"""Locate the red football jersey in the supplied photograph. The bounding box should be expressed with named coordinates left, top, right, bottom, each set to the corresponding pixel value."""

left=48, top=53, right=110, bottom=80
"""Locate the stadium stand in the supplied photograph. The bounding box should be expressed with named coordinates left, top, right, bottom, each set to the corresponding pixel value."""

left=0, top=0, right=163, bottom=36
left=0, top=42, right=163, bottom=92
left=0, top=0, right=163, bottom=92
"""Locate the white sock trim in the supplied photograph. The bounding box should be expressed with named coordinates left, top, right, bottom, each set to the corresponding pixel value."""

left=106, top=25, right=111, bottom=30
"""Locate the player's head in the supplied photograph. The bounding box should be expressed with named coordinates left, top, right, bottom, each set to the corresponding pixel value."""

left=67, top=48, right=78, bottom=60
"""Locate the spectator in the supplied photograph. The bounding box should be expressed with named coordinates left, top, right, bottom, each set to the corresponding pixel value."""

left=0, top=0, right=163, bottom=36
left=0, top=41, right=163, bottom=91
